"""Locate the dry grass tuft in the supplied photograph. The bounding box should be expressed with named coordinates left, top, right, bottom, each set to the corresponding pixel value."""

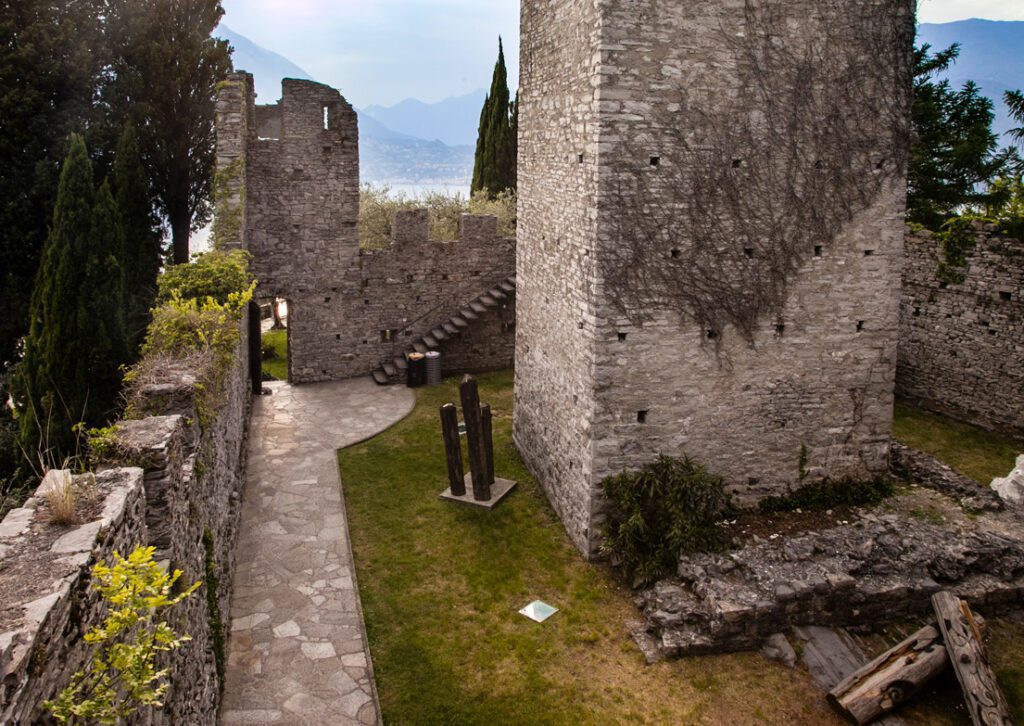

left=42, top=470, right=78, bottom=526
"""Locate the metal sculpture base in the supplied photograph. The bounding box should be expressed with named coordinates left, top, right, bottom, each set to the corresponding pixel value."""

left=439, top=474, right=517, bottom=510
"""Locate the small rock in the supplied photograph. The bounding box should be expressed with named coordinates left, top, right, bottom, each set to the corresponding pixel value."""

left=761, top=633, right=797, bottom=668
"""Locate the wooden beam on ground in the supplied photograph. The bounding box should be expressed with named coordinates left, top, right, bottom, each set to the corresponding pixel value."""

left=931, top=591, right=1012, bottom=726
left=828, top=624, right=948, bottom=724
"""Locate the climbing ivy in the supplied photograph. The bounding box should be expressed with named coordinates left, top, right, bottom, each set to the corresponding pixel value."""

left=936, top=216, right=977, bottom=285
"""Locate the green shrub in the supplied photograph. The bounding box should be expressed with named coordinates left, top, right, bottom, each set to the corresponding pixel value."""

left=601, top=455, right=732, bottom=588
left=44, top=546, right=199, bottom=724
left=758, top=477, right=894, bottom=514
left=936, top=216, right=977, bottom=285
left=359, top=184, right=516, bottom=249
left=156, top=249, right=252, bottom=305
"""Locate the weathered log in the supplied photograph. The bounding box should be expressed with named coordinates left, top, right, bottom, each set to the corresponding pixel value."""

left=459, top=376, right=490, bottom=501
left=931, top=591, right=1012, bottom=726
left=827, top=624, right=948, bottom=724
left=440, top=403, right=465, bottom=496
left=481, top=403, right=495, bottom=485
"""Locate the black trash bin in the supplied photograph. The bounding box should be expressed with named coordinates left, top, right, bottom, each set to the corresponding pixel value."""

left=407, top=352, right=427, bottom=388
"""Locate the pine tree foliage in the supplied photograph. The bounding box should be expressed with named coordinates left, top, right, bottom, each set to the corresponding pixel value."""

left=0, top=0, right=106, bottom=371
left=908, top=43, right=1008, bottom=229
left=471, top=38, right=517, bottom=197
left=18, top=137, right=127, bottom=458
left=114, top=123, right=162, bottom=354
left=104, top=0, right=233, bottom=264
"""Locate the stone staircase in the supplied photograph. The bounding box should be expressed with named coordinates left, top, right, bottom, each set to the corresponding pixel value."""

left=370, top=275, right=516, bottom=385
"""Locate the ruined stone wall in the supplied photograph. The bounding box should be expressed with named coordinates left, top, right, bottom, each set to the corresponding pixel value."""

left=517, top=0, right=913, bottom=556
left=897, top=227, right=1024, bottom=435
left=218, top=73, right=517, bottom=383
left=288, top=213, right=516, bottom=382
left=0, top=320, right=253, bottom=723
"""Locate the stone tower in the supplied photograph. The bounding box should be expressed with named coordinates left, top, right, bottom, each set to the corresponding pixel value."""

left=515, top=0, right=915, bottom=556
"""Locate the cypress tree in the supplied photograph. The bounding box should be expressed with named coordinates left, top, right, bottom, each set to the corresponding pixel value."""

left=19, top=135, right=95, bottom=456
left=114, top=122, right=162, bottom=354
left=472, top=38, right=517, bottom=196
left=77, top=178, right=127, bottom=426
left=18, top=137, right=128, bottom=460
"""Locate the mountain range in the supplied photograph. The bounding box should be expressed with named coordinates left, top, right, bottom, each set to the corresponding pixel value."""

left=215, top=19, right=1023, bottom=188
left=215, top=24, right=476, bottom=187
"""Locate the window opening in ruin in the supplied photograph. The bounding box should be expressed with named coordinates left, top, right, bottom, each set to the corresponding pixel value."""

left=670, top=248, right=681, bottom=259
left=864, top=249, right=875, bottom=256
left=775, top=322, right=785, bottom=336
left=731, top=158, right=743, bottom=168
left=442, top=273, right=449, bottom=281
left=617, top=332, right=627, bottom=342
left=380, top=329, right=395, bottom=342
left=637, top=410, right=648, bottom=423
left=1000, top=291, right=1012, bottom=301
left=913, top=307, right=921, bottom=317
left=706, top=329, right=718, bottom=340
left=856, top=321, right=865, bottom=332
left=323, top=105, right=330, bottom=129
left=577, top=153, right=584, bottom=164
left=335, top=334, right=341, bottom=340
left=814, top=245, right=823, bottom=257
left=650, top=156, right=660, bottom=167
left=744, top=247, right=755, bottom=258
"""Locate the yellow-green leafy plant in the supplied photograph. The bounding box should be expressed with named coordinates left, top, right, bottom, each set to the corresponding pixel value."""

left=45, top=546, right=200, bottom=724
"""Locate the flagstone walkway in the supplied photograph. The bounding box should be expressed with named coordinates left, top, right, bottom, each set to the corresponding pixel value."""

left=220, top=378, right=415, bottom=725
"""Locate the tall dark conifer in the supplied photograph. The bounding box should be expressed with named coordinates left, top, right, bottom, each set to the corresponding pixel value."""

left=472, top=38, right=517, bottom=196
left=114, top=123, right=162, bottom=353
left=18, top=136, right=96, bottom=456
left=78, top=178, right=127, bottom=426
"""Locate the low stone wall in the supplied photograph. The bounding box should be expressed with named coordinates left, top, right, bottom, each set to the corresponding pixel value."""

left=0, top=319, right=253, bottom=723
left=638, top=513, right=1024, bottom=659
left=0, top=469, right=147, bottom=724
left=897, top=226, right=1024, bottom=435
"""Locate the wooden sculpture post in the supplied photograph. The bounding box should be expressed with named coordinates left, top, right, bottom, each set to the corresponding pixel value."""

left=440, top=403, right=465, bottom=496
left=460, top=375, right=491, bottom=501
left=438, top=375, right=517, bottom=509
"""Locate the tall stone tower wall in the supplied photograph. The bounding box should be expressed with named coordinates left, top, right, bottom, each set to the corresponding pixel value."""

left=516, top=0, right=914, bottom=556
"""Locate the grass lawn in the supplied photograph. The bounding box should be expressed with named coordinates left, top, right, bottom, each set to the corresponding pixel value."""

left=260, top=329, right=288, bottom=381
left=893, top=400, right=1022, bottom=484
left=339, top=374, right=1024, bottom=724
left=339, top=371, right=841, bottom=725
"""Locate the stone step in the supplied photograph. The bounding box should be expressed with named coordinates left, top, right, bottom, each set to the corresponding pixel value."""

left=431, top=327, right=448, bottom=341
left=443, top=322, right=460, bottom=335
left=371, top=369, right=390, bottom=385
left=412, top=341, right=428, bottom=354
left=394, top=356, right=408, bottom=370
left=478, top=294, right=498, bottom=307
left=460, top=308, right=478, bottom=321
left=451, top=316, right=469, bottom=328
left=423, top=335, right=439, bottom=348
left=499, top=280, right=516, bottom=294
left=469, top=302, right=487, bottom=314
left=489, top=287, right=507, bottom=300
left=383, top=362, right=397, bottom=377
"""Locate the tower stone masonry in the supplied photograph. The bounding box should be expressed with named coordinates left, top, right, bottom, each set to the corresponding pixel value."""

left=515, top=0, right=916, bottom=556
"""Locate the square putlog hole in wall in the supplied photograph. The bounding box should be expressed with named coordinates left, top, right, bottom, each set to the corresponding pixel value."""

left=617, top=332, right=627, bottom=342
left=1000, top=291, right=1012, bottom=301
left=380, top=329, right=395, bottom=342
left=814, top=245, right=823, bottom=257
left=864, top=249, right=875, bottom=257
left=856, top=321, right=865, bottom=332
left=650, top=156, right=660, bottom=167
left=577, top=153, right=584, bottom=164
left=744, top=247, right=755, bottom=259
left=670, top=248, right=681, bottom=259
left=637, top=410, right=648, bottom=424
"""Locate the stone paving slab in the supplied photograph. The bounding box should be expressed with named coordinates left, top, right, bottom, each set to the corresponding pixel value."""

left=221, top=378, right=414, bottom=725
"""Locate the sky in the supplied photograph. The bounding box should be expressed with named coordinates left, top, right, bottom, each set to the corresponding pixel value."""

left=219, top=0, right=519, bottom=108
left=220, top=0, right=1018, bottom=109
